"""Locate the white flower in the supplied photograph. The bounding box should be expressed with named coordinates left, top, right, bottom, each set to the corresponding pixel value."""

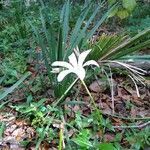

left=51, top=49, right=99, bottom=82
left=51, top=68, right=62, bottom=73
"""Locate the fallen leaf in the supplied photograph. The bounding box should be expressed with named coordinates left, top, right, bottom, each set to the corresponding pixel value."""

left=12, top=128, right=26, bottom=141
left=89, top=80, right=107, bottom=93
left=15, top=119, right=27, bottom=126
left=104, top=133, right=115, bottom=142
left=4, top=124, right=17, bottom=136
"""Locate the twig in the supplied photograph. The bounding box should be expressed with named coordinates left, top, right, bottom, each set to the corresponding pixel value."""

left=108, top=65, right=115, bottom=114
left=128, top=74, right=140, bottom=97
left=101, top=67, right=115, bottom=114
left=113, top=121, right=150, bottom=129
left=103, top=112, right=150, bottom=120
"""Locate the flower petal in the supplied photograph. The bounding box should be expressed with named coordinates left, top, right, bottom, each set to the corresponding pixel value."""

left=51, top=68, right=61, bottom=73
left=57, top=70, right=72, bottom=82
left=83, top=60, right=99, bottom=67
left=76, top=67, right=86, bottom=80
left=68, top=53, right=78, bottom=68
left=51, top=61, right=73, bottom=69
left=78, top=49, right=91, bottom=67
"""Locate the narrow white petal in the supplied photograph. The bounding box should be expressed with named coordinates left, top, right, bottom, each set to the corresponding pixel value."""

left=78, top=49, right=91, bottom=67
left=83, top=60, right=99, bottom=67
left=52, top=61, right=73, bottom=69
left=51, top=68, right=61, bottom=73
left=68, top=53, right=78, bottom=68
left=76, top=67, right=86, bottom=80
left=57, top=70, right=72, bottom=82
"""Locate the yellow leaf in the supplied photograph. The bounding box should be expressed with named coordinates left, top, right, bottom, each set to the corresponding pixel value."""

left=117, top=9, right=129, bottom=19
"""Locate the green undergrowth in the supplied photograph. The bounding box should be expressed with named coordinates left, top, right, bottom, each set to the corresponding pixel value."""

left=0, top=0, right=150, bottom=149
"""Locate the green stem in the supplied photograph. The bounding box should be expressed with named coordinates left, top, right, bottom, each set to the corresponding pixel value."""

left=58, top=127, right=63, bottom=150
left=53, top=78, right=78, bottom=107
left=81, top=80, right=97, bottom=109
left=81, top=80, right=102, bottom=121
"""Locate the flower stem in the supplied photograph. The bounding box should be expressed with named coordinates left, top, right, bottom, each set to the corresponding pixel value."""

left=81, top=80, right=102, bottom=121
left=53, top=78, right=78, bottom=107
left=81, top=80, right=97, bottom=108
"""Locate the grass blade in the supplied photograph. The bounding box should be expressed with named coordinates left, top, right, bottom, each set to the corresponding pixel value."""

left=0, top=72, right=31, bottom=101
left=61, top=0, right=70, bottom=60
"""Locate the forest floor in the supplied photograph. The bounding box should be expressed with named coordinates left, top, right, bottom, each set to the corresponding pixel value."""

left=0, top=70, right=150, bottom=149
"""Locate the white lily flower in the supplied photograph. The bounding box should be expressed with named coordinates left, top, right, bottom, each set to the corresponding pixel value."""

left=51, top=49, right=99, bottom=82
left=51, top=68, right=62, bottom=73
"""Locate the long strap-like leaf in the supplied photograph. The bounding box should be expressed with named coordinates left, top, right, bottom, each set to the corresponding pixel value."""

left=100, top=28, right=150, bottom=60
left=0, top=72, right=31, bottom=101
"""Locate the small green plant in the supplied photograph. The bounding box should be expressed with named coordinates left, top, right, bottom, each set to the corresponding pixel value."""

left=73, top=129, right=93, bottom=149
left=125, top=127, right=150, bottom=149
left=125, top=2, right=150, bottom=35
left=108, top=0, right=137, bottom=19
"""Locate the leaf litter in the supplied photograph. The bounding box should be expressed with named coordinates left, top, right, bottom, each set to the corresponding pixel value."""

left=0, top=72, right=150, bottom=149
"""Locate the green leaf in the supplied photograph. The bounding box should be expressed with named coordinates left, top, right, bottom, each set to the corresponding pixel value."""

left=89, top=28, right=150, bottom=61
left=57, top=27, right=63, bottom=61
left=61, top=0, right=70, bottom=54
left=0, top=76, right=5, bottom=84
left=89, top=34, right=125, bottom=60
left=34, top=98, right=47, bottom=107
left=65, top=3, right=92, bottom=59
left=84, top=4, right=117, bottom=44
left=122, top=0, right=137, bottom=12
left=108, top=0, right=117, bottom=6
left=0, top=72, right=31, bottom=101
left=40, top=8, right=56, bottom=62
left=26, top=94, right=33, bottom=105
left=117, top=9, right=129, bottom=19
left=73, top=129, right=93, bottom=148
left=108, top=7, right=118, bottom=18
left=98, top=143, right=116, bottom=150
left=120, top=55, right=150, bottom=62
left=0, top=122, right=5, bottom=138
left=110, top=28, right=150, bottom=59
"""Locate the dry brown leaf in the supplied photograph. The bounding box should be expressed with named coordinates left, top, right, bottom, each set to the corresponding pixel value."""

left=112, top=118, right=124, bottom=124
left=10, top=144, right=24, bottom=150
left=83, top=96, right=90, bottom=102
left=0, top=114, right=3, bottom=120
left=39, top=141, right=50, bottom=150
left=89, top=80, right=107, bottom=93
left=131, top=95, right=143, bottom=106
left=12, top=128, right=26, bottom=141
left=104, top=133, right=115, bottom=142
left=4, top=124, right=17, bottom=136
left=72, top=105, right=80, bottom=112
left=15, top=119, right=27, bottom=126
left=2, top=116, right=15, bottom=123
left=26, top=127, right=35, bottom=139
left=0, top=144, right=10, bottom=150
left=130, top=107, right=137, bottom=118
left=137, top=109, right=150, bottom=117
left=101, top=102, right=112, bottom=114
